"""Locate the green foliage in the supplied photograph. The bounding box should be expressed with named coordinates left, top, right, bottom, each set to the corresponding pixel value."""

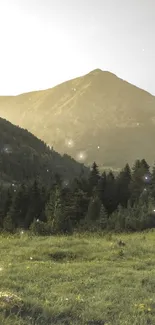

left=98, top=203, right=108, bottom=230
left=29, top=219, right=52, bottom=236
left=116, top=163, right=131, bottom=208
left=88, top=162, right=100, bottom=195
left=3, top=213, right=15, bottom=233
left=86, top=196, right=101, bottom=224
left=130, top=159, right=151, bottom=205
left=1, top=150, right=155, bottom=235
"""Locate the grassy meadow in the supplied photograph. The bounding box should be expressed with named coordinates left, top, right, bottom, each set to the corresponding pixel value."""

left=0, top=230, right=155, bottom=325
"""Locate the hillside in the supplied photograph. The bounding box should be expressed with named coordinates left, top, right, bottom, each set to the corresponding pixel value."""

left=0, top=69, right=155, bottom=168
left=0, top=117, right=88, bottom=186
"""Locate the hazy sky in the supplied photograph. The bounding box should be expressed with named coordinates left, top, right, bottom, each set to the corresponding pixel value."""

left=0, top=0, right=155, bottom=95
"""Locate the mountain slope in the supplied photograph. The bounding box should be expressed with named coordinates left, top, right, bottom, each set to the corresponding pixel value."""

left=0, top=117, right=88, bottom=185
left=0, top=69, right=155, bottom=168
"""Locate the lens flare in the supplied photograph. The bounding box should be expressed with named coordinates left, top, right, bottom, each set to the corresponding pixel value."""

left=76, top=151, right=87, bottom=162
left=65, top=138, right=74, bottom=148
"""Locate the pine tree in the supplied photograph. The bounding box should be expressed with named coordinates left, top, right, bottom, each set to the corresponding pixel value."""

left=45, top=184, right=57, bottom=224
left=88, top=162, right=100, bottom=196
left=117, top=163, right=131, bottom=208
left=3, top=213, right=15, bottom=233
left=149, top=163, right=155, bottom=200
left=0, top=184, right=5, bottom=228
left=52, top=185, right=64, bottom=233
left=103, top=171, right=118, bottom=215
left=96, top=172, right=107, bottom=203
left=39, top=185, right=48, bottom=222
left=4, top=187, right=13, bottom=217
left=60, top=187, right=75, bottom=233
left=24, top=180, right=41, bottom=228
left=86, top=196, right=101, bottom=225
left=98, top=204, right=108, bottom=229
left=130, top=159, right=151, bottom=205
left=9, top=183, right=29, bottom=228
left=73, top=188, right=89, bottom=225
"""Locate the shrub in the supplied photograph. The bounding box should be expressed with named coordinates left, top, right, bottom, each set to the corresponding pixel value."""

left=29, top=219, right=53, bottom=236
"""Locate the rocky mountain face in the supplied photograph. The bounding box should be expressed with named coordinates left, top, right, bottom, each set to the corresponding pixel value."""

left=0, top=69, right=155, bottom=168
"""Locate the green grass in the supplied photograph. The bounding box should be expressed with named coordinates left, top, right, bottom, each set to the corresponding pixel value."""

left=1, top=230, right=155, bottom=324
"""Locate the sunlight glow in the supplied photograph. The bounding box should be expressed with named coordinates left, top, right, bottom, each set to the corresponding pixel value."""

left=65, top=138, right=74, bottom=148
left=76, top=151, right=87, bottom=162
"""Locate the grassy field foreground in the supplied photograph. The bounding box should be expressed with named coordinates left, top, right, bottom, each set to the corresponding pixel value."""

left=1, top=230, right=155, bottom=325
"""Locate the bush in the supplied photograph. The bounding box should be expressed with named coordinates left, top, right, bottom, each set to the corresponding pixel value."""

left=29, top=219, right=53, bottom=236
left=3, top=214, right=15, bottom=233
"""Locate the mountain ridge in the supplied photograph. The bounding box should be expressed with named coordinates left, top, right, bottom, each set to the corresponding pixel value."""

left=0, top=117, right=88, bottom=186
left=1, top=69, right=154, bottom=97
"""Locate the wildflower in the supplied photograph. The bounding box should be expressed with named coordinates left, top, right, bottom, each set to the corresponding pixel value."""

left=76, top=294, right=84, bottom=302
left=148, top=308, right=151, bottom=312
left=139, top=303, right=145, bottom=310
left=76, top=295, right=81, bottom=301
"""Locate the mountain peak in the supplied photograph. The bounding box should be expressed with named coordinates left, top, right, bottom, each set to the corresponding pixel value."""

left=88, top=68, right=103, bottom=75
left=87, top=69, right=117, bottom=79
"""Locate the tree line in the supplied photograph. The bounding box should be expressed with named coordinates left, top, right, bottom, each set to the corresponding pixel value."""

left=1, top=158, right=155, bottom=235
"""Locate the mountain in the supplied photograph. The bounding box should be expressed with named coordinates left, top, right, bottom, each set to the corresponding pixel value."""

left=0, top=117, right=88, bottom=186
left=0, top=69, right=155, bottom=168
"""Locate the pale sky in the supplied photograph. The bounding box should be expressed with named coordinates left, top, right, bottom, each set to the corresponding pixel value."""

left=0, top=0, right=155, bottom=96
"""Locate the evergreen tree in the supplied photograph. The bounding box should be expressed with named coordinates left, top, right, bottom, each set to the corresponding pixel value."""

left=96, top=171, right=107, bottom=203
left=86, top=196, right=101, bottom=225
left=88, top=162, right=100, bottom=196
left=117, top=163, right=131, bottom=208
left=45, top=186, right=56, bottom=224
left=98, top=203, right=108, bottom=229
left=130, top=159, right=151, bottom=205
left=4, top=187, right=13, bottom=217
left=73, top=188, right=89, bottom=225
left=149, top=163, right=155, bottom=200
left=24, top=180, right=42, bottom=228
left=107, top=206, right=124, bottom=232
left=3, top=213, right=15, bottom=233
left=39, top=185, right=48, bottom=222
left=103, top=171, right=118, bottom=215
left=52, top=185, right=64, bottom=233
left=8, top=183, right=30, bottom=228
left=0, top=184, right=5, bottom=228
left=60, top=187, right=75, bottom=233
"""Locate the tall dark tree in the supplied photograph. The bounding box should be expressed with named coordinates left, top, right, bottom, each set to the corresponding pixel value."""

left=88, top=162, right=100, bottom=196
left=103, top=171, right=118, bottom=215
left=130, top=159, right=151, bottom=205
left=73, top=188, right=89, bottom=225
left=24, top=180, right=42, bottom=228
left=117, top=163, right=131, bottom=208
left=4, top=187, right=13, bottom=217
left=86, top=196, right=101, bottom=225
left=96, top=171, right=107, bottom=203
left=149, top=163, right=155, bottom=201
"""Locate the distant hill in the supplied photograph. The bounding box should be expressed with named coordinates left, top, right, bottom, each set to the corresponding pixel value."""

left=0, top=69, right=155, bottom=168
left=0, top=117, right=88, bottom=186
